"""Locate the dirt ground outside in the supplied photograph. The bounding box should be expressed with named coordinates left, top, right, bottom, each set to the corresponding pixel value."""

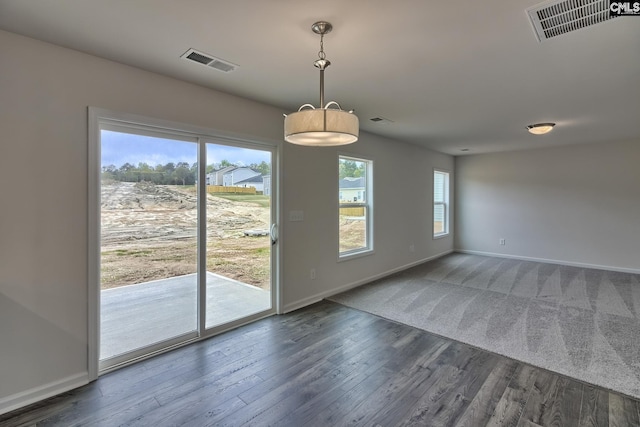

left=338, top=217, right=366, bottom=253
left=101, top=181, right=271, bottom=290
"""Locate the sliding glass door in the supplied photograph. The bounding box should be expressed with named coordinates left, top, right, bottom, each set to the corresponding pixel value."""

left=100, top=129, right=199, bottom=366
left=204, top=142, right=273, bottom=329
left=94, top=117, right=276, bottom=372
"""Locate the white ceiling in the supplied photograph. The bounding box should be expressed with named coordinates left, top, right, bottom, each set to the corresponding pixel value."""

left=0, top=0, right=638, bottom=155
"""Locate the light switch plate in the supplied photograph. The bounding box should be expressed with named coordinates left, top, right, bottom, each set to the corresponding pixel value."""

left=289, top=210, right=304, bottom=222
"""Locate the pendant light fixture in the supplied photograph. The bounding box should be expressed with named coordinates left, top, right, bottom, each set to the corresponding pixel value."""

left=284, top=21, right=359, bottom=146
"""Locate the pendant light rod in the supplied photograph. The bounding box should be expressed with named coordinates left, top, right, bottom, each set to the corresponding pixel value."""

left=313, top=21, right=332, bottom=109
left=319, top=67, right=325, bottom=108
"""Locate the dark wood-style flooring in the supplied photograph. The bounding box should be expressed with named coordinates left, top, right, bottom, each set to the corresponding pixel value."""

left=2, top=301, right=639, bottom=426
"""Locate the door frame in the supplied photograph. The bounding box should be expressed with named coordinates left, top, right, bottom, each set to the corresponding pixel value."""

left=88, top=107, right=281, bottom=380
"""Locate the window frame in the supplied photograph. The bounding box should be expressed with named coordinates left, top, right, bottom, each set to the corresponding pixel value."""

left=338, top=154, right=374, bottom=260
left=433, top=169, right=450, bottom=239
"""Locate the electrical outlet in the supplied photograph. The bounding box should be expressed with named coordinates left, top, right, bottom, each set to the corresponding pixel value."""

left=310, top=268, right=316, bottom=280
left=499, top=238, right=506, bottom=246
left=409, top=244, right=415, bottom=253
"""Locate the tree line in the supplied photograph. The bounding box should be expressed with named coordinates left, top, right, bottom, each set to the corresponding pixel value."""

left=339, top=159, right=366, bottom=179
left=102, top=160, right=270, bottom=185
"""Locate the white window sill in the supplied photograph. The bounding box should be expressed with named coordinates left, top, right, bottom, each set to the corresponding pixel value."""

left=338, top=248, right=374, bottom=262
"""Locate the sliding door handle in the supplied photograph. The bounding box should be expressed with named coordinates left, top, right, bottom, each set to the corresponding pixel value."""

left=270, top=224, right=278, bottom=245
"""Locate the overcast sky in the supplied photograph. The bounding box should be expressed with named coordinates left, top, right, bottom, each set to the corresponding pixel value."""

left=101, top=130, right=271, bottom=168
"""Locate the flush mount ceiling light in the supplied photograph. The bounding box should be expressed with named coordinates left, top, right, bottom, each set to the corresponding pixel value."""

left=284, top=21, right=359, bottom=146
left=527, top=123, right=556, bottom=135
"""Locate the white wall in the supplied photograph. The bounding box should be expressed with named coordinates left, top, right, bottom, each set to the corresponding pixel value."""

left=0, top=29, right=453, bottom=413
left=282, top=135, right=454, bottom=311
left=455, top=140, right=640, bottom=272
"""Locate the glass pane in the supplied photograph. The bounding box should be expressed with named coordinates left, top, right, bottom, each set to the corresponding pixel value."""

left=339, top=206, right=367, bottom=252
left=205, top=144, right=272, bottom=329
left=100, top=130, right=197, bottom=361
left=434, top=172, right=445, bottom=203
left=434, top=203, right=445, bottom=234
left=339, top=158, right=367, bottom=203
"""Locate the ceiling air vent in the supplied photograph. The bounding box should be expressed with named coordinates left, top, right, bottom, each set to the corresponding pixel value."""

left=369, top=117, right=394, bottom=124
left=527, top=0, right=615, bottom=41
left=181, top=48, right=238, bottom=73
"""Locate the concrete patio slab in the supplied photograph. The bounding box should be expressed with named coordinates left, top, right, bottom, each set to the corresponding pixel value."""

left=100, top=272, right=270, bottom=360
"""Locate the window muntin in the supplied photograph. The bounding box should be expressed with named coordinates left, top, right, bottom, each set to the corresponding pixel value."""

left=339, top=156, right=373, bottom=257
left=434, top=170, right=450, bottom=237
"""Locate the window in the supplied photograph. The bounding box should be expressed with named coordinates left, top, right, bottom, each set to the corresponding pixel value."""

left=339, top=155, right=373, bottom=258
left=434, top=170, right=450, bottom=237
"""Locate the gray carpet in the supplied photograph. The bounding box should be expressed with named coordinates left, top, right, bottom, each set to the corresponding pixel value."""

left=328, top=253, right=640, bottom=399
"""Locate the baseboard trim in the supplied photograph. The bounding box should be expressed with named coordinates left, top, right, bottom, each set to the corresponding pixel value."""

left=0, top=372, right=89, bottom=416
left=282, top=250, right=454, bottom=313
left=455, top=249, right=640, bottom=274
